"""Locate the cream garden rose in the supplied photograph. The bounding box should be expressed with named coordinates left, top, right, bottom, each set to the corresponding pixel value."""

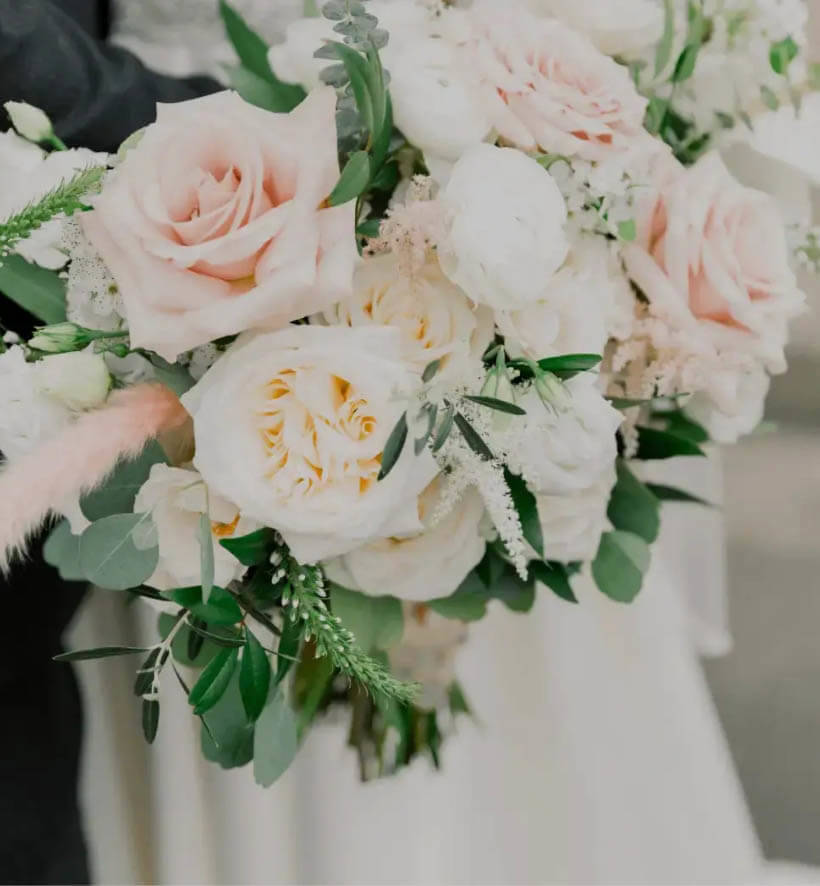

left=439, top=144, right=569, bottom=311
left=324, top=485, right=487, bottom=603
left=623, top=152, right=805, bottom=375
left=134, top=464, right=256, bottom=592
left=318, top=252, right=494, bottom=374
left=182, top=325, right=437, bottom=564
left=82, top=88, right=356, bottom=361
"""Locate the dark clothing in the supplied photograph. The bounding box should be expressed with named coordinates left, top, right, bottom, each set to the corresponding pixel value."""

left=0, top=3, right=219, bottom=880
left=0, top=0, right=219, bottom=152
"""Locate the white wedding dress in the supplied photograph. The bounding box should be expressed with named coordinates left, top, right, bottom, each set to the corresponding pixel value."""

left=67, top=3, right=782, bottom=883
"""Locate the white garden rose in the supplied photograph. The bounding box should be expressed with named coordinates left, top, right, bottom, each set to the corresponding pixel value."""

left=324, top=485, right=486, bottom=603
left=508, top=375, right=622, bottom=495
left=318, top=252, right=494, bottom=374
left=535, top=471, right=615, bottom=565
left=182, top=325, right=437, bottom=564
left=439, top=144, right=569, bottom=311
left=0, top=131, right=104, bottom=269
left=683, top=365, right=770, bottom=445
left=134, top=464, right=256, bottom=592
left=0, top=346, right=70, bottom=460
left=33, top=351, right=111, bottom=411
left=525, top=0, right=664, bottom=56
left=496, top=236, right=634, bottom=360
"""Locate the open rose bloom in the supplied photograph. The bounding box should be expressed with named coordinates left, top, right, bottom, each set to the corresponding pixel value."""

left=0, top=0, right=812, bottom=785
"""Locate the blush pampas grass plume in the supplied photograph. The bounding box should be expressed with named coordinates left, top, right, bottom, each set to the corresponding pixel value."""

left=0, top=383, right=189, bottom=572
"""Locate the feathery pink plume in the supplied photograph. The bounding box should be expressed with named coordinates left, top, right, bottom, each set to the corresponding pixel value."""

left=0, top=383, right=189, bottom=572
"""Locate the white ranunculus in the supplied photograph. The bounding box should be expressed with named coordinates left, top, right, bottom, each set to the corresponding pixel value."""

left=525, top=0, right=664, bottom=56
left=439, top=144, right=569, bottom=311
left=33, top=351, right=111, bottom=411
left=536, top=470, right=615, bottom=564
left=182, top=325, right=437, bottom=564
left=508, top=375, right=622, bottom=495
left=0, top=131, right=105, bottom=268
left=684, top=365, right=770, bottom=445
left=389, top=602, right=469, bottom=710
left=4, top=101, right=54, bottom=142
left=324, top=484, right=486, bottom=602
left=0, top=346, right=70, bottom=460
left=318, top=252, right=494, bottom=375
left=134, top=464, right=256, bottom=592
left=496, top=236, right=633, bottom=360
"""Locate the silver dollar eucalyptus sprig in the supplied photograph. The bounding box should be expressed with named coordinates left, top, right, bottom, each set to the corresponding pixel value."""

left=0, top=165, right=105, bottom=260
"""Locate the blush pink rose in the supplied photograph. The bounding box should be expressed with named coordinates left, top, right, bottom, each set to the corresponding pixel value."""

left=450, top=2, right=650, bottom=163
left=623, top=152, right=804, bottom=372
left=82, top=88, right=356, bottom=361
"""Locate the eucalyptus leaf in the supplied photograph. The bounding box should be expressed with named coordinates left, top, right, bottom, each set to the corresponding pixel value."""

left=331, top=586, right=403, bottom=653
left=144, top=354, right=194, bottom=397
left=254, top=688, right=299, bottom=787
left=81, top=441, right=168, bottom=521
left=79, top=513, right=159, bottom=591
left=0, top=255, right=67, bottom=324
left=592, top=530, right=651, bottom=604
left=239, top=630, right=271, bottom=722
left=43, top=520, right=85, bottom=581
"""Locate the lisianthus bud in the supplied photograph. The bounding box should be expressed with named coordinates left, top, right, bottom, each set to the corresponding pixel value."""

left=481, top=367, right=518, bottom=430
left=534, top=370, right=572, bottom=411
left=4, top=101, right=55, bottom=144
left=28, top=322, right=87, bottom=353
left=34, top=351, right=111, bottom=410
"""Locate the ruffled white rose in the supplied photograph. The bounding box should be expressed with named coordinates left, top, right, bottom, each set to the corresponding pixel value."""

left=324, top=485, right=486, bottom=602
left=525, top=0, right=664, bottom=56
left=33, top=351, right=111, bottom=411
left=134, top=464, right=256, bottom=592
left=439, top=144, right=569, bottom=311
left=508, top=375, right=622, bottom=495
left=683, top=365, right=770, bottom=445
left=535, top=471, right=615, bottom=565
left=318, top=252, right=494, bottom=374
left=496, top=235, right=634, bottom=360
left=0, top=131, right=105, bottom=268
left=182, top=325, right=437, bottom=564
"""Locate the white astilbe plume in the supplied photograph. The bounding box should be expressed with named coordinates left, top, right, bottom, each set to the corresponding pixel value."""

left=366, top=175, right=449, bottom=276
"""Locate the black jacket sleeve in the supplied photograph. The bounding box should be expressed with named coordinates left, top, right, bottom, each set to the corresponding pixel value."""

left=0, top=0, right=220, bottom=152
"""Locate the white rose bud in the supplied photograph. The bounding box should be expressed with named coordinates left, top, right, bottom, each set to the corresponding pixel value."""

left=34, top=351, right=111, bottom=410
left=4, top=101, right=55, bottom=143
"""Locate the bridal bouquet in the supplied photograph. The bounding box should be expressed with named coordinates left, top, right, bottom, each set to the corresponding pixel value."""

left=0, top=0, right=814, bottom=783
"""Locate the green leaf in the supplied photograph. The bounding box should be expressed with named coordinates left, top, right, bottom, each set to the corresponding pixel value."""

left=607, top=460, right=660, bottom=544
left=592, top=530, right=651, bottom=604
left=219, top=0, right=274, bottom=81
left=331, top=586, right=403, bottom=653
left=142, top=699, right=160, bottom=744
left=54, top=645, right=149, bottom=662
left=503, top=469, right=544, bottom=558
left=422, top=359, right=441, bottom=384
left=81, top=441, right=167, bottom=521
left=464, top=395, right=526, bottom=416
left=656, top=409, right=709, bottom=444
left=145, top=355, right=194, bottom=397
left=491, top=565, right=536, bottom=613
left=189, top=646, right=239, bottom=715
left=254, top=688, right=299, bottom=787
left=225, top=64, right=306, bottom=113
left=43, top=520, right=85, bottom=581
left=218, top=527, right=276, bottom=566
left=448, top=682, right=471, bottom=717
left=239, top=630, right=271, bottom=722
left=537, top=353, right=601, bottom=377
left=428, top=571, right=489, bottom=622
left=378, top=412, right=408, bottom=481
left=414, top=403, right=438, bottom=455
left=199, top=670, right=255, bottom=769
left=276, top=617, right=303, bottom=684
left=166, top=585, right=243, bottom=626
left=332, top=41, right=375, bottom=133
left=645, top=484, right=713, bottom=506
left=770, top=36, right=799, bottom=75
left=672, top=43, right=700, bottom=82
left=655, top=0, right=676, bottom=75
left=198, top=513, right=215, bottom=602
left=0, top=255, right=66, bottom=324
left=432, top=403, right=455, bottom=453
left=158, top=613, right=229, bottom=668
left=645, top=96, right=669, bottom=135
left=79, top=513, right=159, bottom=590
left=529, top=560, right=578, bottom=604
left=454, top=412, right=494, bottom=460
left=134, top=647, right=161, bottom=698
left=617, top=219, right=637, bottom=242
left=635, top=426, right=705, bottom=459
left=328, top=150, right=371, bottom=206
left=760, top=84, right=780, bottom=111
